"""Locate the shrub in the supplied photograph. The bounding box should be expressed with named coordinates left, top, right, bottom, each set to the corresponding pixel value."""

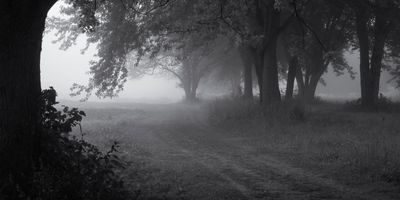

left=31, top=87, right=131, bottom=200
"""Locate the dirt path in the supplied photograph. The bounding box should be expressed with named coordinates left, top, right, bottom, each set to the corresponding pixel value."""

left=90, top=104, right=395, bottom=200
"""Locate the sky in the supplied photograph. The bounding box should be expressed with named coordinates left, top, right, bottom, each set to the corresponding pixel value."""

left=40, top=2, right=399, bottom=103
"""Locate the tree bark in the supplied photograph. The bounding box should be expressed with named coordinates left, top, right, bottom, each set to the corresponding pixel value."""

left=0, top=0, right=56, bottom=196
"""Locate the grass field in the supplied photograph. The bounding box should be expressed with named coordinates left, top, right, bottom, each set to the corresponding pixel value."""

left=70, top=99, right=400, bottom=199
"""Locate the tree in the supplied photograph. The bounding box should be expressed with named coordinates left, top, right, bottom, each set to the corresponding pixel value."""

left=279, top=0, right=354, bottom=102
left=131, top=34, right=233, bottom=101
left=0, top=0, right=58, bottom=196
left=49, top=0, right=222, bottom=100
left=202, top=46, right=249, bottom=98
left=346, top=0, right=400, bottom=108
left=220, top=0, right=297, bottom=105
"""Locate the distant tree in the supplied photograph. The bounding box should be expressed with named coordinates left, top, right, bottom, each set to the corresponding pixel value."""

left=202, top=46, right=247, bottom=99
left=132, top=34, right=228, bottom=101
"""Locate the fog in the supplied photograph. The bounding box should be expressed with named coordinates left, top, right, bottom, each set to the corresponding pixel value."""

left=41, top=31, right=183, bottom=103
left=41, top=36, right=398, bottom=103
left=41, top=2, right=399, bottom=104
left=6, top=1, right=400, bottom=199
left=41, top=2, right=183, bottom=103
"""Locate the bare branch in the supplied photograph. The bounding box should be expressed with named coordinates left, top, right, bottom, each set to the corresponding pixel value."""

left=292, top=0, right=328, bottom=52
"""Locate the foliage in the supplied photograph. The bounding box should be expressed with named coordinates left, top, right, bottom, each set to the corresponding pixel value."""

left=33, top=87, right=131, bottom=200
left=48, top=0, right=222, bottom=100
left=47, top=0, right=400, bottom=105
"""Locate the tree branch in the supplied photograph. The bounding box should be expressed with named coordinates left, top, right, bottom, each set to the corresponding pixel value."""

left=292, top=0, right=327, bottom=52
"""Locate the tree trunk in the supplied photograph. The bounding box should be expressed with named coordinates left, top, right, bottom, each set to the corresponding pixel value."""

left=183, top=76, right=199, bottom=102
left=370, top=13, right=391, bottom=105
left=239, top=46, right=254, bottom=100
left=262, top=43, right=281, bottom=105
left=356, top=8, right=391, bottom=108
left=252, top=49, right=264, bottom=103
left=296, top=67, right=305, bottom=98
left=183, top=84, right=195, bottom=102
left=355, top=9, right=372, bottom=107
left=261, top=8, right=281, bottom=106
left=0, top=0, right=56, bottom=197
left=304, top=73, right=320, bottom=102
left=285, top=57, right=298, bottom=100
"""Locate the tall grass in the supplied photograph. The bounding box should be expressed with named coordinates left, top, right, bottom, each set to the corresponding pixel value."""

left=207, top=98, right=400, bottom=187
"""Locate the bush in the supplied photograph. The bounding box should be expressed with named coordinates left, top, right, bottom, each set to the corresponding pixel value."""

left=30, top=87, right=131, bottom=200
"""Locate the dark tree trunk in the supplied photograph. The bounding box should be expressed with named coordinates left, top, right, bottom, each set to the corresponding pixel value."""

left=356, top=8, right=391, bottom=108
left=356, top=9, right=372, bottom=107
left=370, top=13, right=391, bottom=105
left=285, top=57, right=298, bottom=100
left=0, top=0, right=56, bottom=196
left=262, top=45, right=281, bottom=105
left=296, top=67, right=305, bottom=97
left=239, top=46, right=254, bottom=100
left=304, top=73, right=321, bottom=102
left=261, top=8, right=281, bottom=106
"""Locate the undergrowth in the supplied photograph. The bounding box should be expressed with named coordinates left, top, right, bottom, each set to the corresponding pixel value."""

left=1, top=87, right=133, bottom=200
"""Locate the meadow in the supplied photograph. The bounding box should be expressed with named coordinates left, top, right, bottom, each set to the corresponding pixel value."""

left=71, top=99, right=400, bottom=199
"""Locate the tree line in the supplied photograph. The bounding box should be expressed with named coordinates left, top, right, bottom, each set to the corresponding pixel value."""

left=48, top=0, right=400, bottom=107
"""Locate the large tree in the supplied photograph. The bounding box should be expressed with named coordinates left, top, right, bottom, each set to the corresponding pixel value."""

left=346, top=0, right=400, bottom=108
left=0, top=0, right=57, bottom=196
left=49, top=0, right=224, bottom=100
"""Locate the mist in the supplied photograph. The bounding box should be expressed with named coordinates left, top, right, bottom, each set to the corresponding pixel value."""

left=3, top=1, right=400, bottom=199
left=42, top=3, right=399, bottom=104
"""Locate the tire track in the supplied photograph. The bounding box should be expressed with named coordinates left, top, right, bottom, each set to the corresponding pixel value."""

left=127, top=104, right=396, bottom=200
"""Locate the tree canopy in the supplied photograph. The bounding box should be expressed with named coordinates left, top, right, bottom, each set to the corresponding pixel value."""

left=47, top=0, right=400, bottom=106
